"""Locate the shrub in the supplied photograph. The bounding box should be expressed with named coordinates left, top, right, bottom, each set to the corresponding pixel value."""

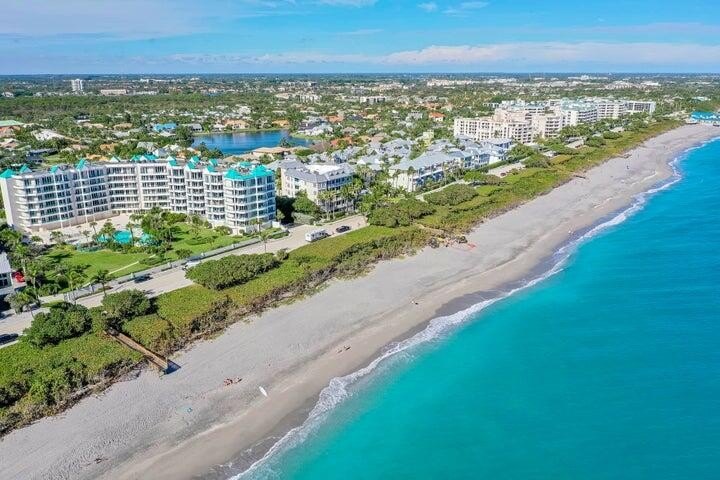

left=464, top=171, right=503, bottom=185
left=425, top=184, right=478, bottom=206
left=186, top=253, right=280, bottom=290
left=523, top=156, right=551, bottom=168
left=23, top=303, right=92, bottom=347
left=586, top=136, right=606, bottom=148
left=101, top=290, right=152, bottom=330
left=602, top=131, right=622, bottom=140
left=368, top=199, right=434, bottom=228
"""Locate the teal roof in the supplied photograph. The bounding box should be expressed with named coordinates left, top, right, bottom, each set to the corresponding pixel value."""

left=0, top=120, right=23, bottom=128
left=206, top=165, right=216, bottom=173
left=18, top=165, right=31, bottom=174
left=76, top=158, right=87, bottom=170
left=209, top=158, right=219, bottom=167
left=167, top=157, right=179, bottom=167
left=50, top=165, right=60, bottom=173
left=225, top=163, right=273, bottom=181
left=0, top=168, right=13, bottom=179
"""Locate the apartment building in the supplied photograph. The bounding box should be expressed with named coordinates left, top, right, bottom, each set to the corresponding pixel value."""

left=453, top=116, right=533, bottom=144
left=0, top=252, right=13, bottom=298
left=275, top=159, right=354, bottom=212
left=389, top=142, right=503, bottom=192
left=625, top=100, right=657, bottom=115
left=458, top=98, right=656, bottom=143
left=0, top=157, right=276, bottom=234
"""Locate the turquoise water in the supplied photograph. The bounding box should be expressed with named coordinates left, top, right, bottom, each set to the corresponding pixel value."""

left=241, top=139, right=720, bottom=480
left=193, top=130, right=310, bottom=155
left=98, top=230, right=152, bottom=245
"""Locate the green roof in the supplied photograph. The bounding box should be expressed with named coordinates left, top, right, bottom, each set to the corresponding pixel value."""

left=0, top=120, right=24, bottom=128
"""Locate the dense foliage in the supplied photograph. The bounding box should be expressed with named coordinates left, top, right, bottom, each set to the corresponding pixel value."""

left=368, top=199, right=435, bottom=227
left=186, top=253, right=279, bottom=290
left=425, top=184, right=478, bottom=206
left=23, top=303, right=92, bottom=347
left=100, top=290, right=153, bottom=330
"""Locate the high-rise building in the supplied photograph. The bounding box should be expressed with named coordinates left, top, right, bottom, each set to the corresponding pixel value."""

left=70, top=78, right=84, bottom=93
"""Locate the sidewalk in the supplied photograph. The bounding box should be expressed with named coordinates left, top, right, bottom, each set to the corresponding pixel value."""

left=0, top=216, right=367, bottom=336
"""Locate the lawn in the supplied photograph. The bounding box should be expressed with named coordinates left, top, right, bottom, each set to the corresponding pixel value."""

left=44, top=223, right=253, bottom=283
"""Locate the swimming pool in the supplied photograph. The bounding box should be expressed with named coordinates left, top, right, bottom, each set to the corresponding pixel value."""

left=98, top=230, right=154, bottom=246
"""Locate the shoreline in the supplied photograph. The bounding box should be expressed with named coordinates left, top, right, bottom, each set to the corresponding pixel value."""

left=2, top=124, right=717, bottom=480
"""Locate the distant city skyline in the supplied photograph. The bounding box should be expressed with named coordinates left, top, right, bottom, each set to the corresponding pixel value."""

left=3, top=0, right=720, bottom=74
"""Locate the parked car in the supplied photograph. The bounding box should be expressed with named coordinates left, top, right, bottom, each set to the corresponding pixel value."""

left=335, top=225, right=351, bottom=234
left=183, top=260, right=201, bottom=271
left=0, top=333, right=19, bottom=346
left=305, top=229, right=329, bottom=242
left=133, top=273, right=151, bottom=283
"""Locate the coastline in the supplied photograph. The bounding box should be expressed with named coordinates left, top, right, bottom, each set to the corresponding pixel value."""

left=2, top=124, right=717, bottom=480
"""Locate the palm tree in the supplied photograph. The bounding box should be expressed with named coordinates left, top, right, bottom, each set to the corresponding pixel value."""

left=67, top=271, right=86, bottom=304
left=89, top=221, right=99, bottom=239
left=92, top=269, right=111, bottom=298
left=82, top=230, right=91, bottom=245
left=126, top=222, right=136, bottom=245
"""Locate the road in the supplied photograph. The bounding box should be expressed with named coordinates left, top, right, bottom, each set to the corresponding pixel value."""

left=0, top=216, right=366, bottom=338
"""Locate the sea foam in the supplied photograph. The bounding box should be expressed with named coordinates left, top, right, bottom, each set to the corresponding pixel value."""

left=233, top=144, right=703, bottom=480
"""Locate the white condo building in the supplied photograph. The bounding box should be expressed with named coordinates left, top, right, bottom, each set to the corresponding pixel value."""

left=389, top=140, right=508, bottom=192
left=275, top=159, right=354, bottom=212
left=70, top=78, right=84, bottom=93
left=456, top=98, right=657, bottom=143
left=0, top=156, right=276, bottom=234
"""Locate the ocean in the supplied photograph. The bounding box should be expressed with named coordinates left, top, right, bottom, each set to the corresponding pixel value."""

left=239, top=138, right=720, bottom=479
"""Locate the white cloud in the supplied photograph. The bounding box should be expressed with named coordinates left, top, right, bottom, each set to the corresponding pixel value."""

left=166, top=42, right=720, bottom=68
left=418, top=2, right=438, bottom=12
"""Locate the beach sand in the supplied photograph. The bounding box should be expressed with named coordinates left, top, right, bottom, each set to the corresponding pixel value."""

left=2, top=124, right=718, bottom=480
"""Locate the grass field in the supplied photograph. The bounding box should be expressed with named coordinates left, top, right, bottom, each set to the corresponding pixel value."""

left=44, top=223, right=251, bottom=282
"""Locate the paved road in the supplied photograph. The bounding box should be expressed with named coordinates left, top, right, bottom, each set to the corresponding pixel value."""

left=0, top=216, right=366, bottom=338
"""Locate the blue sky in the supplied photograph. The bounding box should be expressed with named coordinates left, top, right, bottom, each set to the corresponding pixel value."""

left=2, top=0, right=720, bottom=74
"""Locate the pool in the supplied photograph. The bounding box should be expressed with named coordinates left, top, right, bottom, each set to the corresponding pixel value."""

left=98, top=230, right=154, bottom=246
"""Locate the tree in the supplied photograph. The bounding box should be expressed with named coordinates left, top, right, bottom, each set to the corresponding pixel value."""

left=92, top=269, right=111, bottom=298
left=101, top=290, right=152, bottom=330
left=23, top=303, right=92, bottom=347
left=6, top=290, right=36, bottom=315
left=49, top=231, right=65, bottom=245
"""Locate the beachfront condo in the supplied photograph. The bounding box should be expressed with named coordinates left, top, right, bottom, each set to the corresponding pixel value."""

left=0, top=156, right=276, bottom=234
left=388, top=141, right=505, bottom=192
left=455, top=98, right=657, bottom=143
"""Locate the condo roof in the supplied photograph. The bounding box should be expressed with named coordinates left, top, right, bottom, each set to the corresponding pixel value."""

left=225, top=162, right=273, bottom=181
left=0, top=120, right=24, bottom=128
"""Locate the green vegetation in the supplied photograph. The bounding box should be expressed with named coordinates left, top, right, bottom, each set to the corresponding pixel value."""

left=425, top=184, right=478, bottom=206
left=23, top=303, right=93, bottom=347
left=186, top=253, right=279, bottom=290
left=368, top=199, right=435, bottom=227
left=0, top=116, right=683, bottom=437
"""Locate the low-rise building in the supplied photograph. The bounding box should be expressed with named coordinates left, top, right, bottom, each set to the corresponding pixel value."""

left=0, top=252, right=14, bottom=298
left=275, top=159, right=354, bottom=212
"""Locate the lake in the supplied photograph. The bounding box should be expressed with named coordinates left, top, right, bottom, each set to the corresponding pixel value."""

left=192, top=130, right=311, bottom=155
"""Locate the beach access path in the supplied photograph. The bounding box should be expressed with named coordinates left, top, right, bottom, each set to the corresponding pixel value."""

left=2, top=124, right=718, bottom=480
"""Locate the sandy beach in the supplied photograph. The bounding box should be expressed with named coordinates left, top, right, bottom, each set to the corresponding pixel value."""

left=2, top=124, right=718, bottom=480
